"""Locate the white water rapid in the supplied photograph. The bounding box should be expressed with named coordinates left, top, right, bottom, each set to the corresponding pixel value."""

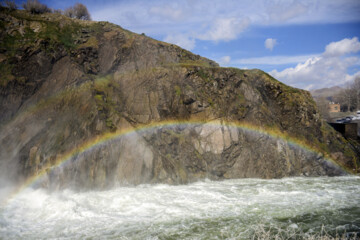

left=1, top=176, right=359, bottom=239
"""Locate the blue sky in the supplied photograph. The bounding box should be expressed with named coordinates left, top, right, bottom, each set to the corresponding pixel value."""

left=15, top=0, right=360, bottom=90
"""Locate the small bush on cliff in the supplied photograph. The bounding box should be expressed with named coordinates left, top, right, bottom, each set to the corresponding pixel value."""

left=22, top=0, right=51, bottom=14
left=64, top=3, right=91, bottom=20
left=53, top=9, right=63, bottom=14
left=64, top=7, right=74, bottom=18
left=2, top=0, right=17, bottom=10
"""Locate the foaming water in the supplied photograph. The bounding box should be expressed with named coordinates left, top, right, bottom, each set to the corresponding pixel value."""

left=1, top=176, right=359, bottom=239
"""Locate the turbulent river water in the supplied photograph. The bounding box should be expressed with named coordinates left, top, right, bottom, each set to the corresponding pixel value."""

left=0, top=176, right=359, bottom=239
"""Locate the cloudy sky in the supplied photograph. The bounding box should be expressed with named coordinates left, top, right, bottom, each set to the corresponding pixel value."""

left=20, top=0, right=360, bottom=90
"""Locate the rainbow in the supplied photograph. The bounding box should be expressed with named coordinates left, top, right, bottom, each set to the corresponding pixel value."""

left=2, top=119, right=348, bottom=205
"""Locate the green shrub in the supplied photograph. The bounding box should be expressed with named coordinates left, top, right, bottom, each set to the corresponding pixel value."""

left=3, top=0, right=17, bottom=10
left=64, top=3, right=91, bottom=20
left=22, top=0, right=51, bottom=14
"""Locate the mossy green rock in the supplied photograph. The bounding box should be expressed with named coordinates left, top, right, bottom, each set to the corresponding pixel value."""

left=0, top=8, right=358, bottom=189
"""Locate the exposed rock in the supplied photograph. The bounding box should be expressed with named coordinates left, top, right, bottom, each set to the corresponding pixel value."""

left=0, top=8, right=358, bottom=189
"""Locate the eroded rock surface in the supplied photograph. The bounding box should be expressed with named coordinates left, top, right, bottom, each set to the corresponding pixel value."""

left=0, top=8, right=358, bottom=189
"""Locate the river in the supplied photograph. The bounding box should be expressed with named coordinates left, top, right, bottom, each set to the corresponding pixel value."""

left=0, top=176, right=359, bottom=239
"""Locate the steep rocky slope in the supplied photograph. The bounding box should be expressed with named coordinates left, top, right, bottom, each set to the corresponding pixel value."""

left=0, top=8, right=358, bottom=189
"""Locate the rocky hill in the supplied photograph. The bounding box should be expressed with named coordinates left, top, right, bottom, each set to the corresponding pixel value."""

left=310, top=86, right=344, bottom=101
left=0, top=8, right=359, bottom=189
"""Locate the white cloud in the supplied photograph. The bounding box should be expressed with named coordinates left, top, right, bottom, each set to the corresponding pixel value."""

left=197, top=17, right=250, bottom=42
left=266, top=1, right=308, bottom=23
left=220, top=56, right=231, bottom=65
left=269, top=37, right=360, bottom=89
left=149, top=5, right=185, bottom=21
left=90, top=0, right=360, bottom=47
left=233, top=54, right=317, bottom=65
left=324, top=37, right=360, bottom=57
left=163, top=34, right=195, bottom=50
left=91, top=1, right=360, bottom=33
left=265, top=38, right=277, bottom=51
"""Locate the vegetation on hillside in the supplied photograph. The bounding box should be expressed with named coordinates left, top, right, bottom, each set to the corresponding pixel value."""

left=0, top=0, right=91, bottom=20
left=64, top=3, right=91, bottom=20
left=22, top=0, right=51, bottom=14
left=2, top=0, right=16, bottom=10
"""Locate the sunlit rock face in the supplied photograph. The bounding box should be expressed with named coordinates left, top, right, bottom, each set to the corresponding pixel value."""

left=45, top=131, right=155, bottom=189
left=38, top=121, right=344, bottom=190
left=0, top=8, right=358, bottom=189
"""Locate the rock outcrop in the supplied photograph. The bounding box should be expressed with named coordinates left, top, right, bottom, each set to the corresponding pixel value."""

left=0, top=8, right=358, bottom=189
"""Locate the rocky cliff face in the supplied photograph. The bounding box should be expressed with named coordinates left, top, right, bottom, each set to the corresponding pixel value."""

left=0, top=8, right=358, bottom=189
